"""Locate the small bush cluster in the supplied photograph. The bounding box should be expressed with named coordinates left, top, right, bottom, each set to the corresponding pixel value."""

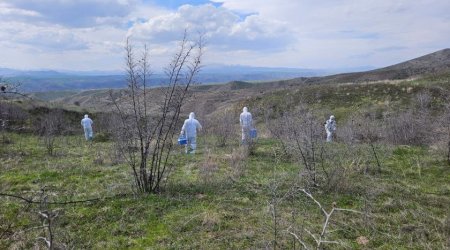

left=205, top=109, right=237, bottom=147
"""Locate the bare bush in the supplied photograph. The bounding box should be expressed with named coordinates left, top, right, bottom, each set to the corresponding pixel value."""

left=0, top=102, right=29, bottom=134
left=317, top=144, right=355, bottom=192
left=265, top=150, right=303, bottom=250
left=415, top=91, right=432, bottom=110
left=94, top=112, right=121, bottom=137
left=0, top=78, right=32, bottom=139
left=385, top=110, right=431, bottom=146
left=0, top=188, right=69, bottom=249
left=266, top=107, right=385, bottom=191
left=385, top=90, right=440, bottom=146
left=338, top=113, right=385, bottom=173
left=261, top=154, right=364, bottom=249
left=110, top=32, right=203, bottom=193
left=108, top=144, right=124, bottom=166
left=287, top=189, right=362, bottom=250
left=267, top=107, right=325, bottom=188
left=39, top=110, right=65, bottom=156
left=337, top=112, right=384, bottom=145
left=265, top=110, right=290, bottom=159
left=207, top=109, right=237, bottom=147
left=36, top=189, right=61, bottom=250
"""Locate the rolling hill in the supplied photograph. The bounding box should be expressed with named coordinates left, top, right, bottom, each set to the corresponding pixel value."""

left=45, top=48, right=449, bottom=115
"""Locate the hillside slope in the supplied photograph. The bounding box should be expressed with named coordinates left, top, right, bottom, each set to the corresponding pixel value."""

left=49, top=49, right=450, bottom=118
left=284, top=48, right=450, bottom=85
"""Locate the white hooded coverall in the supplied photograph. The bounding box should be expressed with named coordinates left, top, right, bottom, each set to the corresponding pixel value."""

left=181, top=112, right=202, bottom=153
left=240, top=107, right=253, bottom=144
left=325, top=116, right=336, bottom=142
left=81, top=114, right=94, bottom=141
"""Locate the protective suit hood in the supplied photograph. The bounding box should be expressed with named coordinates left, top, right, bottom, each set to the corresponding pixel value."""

left=240, top=107, right=252, bottom=128
left=84, top=114, right=89, bottom=118
left=189, top=112, right=195, bottom=119
left=330, top=115, right=335, bottom=120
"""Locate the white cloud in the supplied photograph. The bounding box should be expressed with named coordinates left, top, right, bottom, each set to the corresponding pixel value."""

left=7, top=24, right=88, bottom=51
left=210, top=0, right=450, bottom=68
left=3, top=0, right=137, bottom=27
left=0, top=2, right=42, bottom=19
left=0, top=0, right=449, bottom=70
left=128, top=4, right=294, bottom=51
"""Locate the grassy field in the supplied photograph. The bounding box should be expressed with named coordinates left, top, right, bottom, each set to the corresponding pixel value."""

left=1, top=131, right=449, bottom=249
left=1, top=73, right=450, bottom=249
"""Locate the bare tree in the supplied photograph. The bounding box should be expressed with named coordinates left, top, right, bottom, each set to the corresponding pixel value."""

left=110, top=32, right=203, bottom=193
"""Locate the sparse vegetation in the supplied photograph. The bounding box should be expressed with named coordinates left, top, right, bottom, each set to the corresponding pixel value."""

left=1, top=67, right=449, bottom=249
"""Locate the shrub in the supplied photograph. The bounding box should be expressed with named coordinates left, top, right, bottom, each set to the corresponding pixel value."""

left=207, top=110, right=237, bottom=147
left=39, top=109, right=65, bottom=156
left=266, top=107, right=325, bottom=188
left=385, top=110, right=432, bottom=146
left=92, top=132, right=111, bottom=142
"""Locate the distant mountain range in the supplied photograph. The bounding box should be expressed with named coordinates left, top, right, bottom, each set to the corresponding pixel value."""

left=3, top=49, right=449, bottom=93
left=0, top=64, right=373, bottom=93
left=29, top=48, right=450, bottom=110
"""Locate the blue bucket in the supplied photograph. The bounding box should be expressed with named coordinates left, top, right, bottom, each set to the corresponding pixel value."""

left=250, top=128, right=257, bottom=139
left=178, top=136, right=187, bottom=145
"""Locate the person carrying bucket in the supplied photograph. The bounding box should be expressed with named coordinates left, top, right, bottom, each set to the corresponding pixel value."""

left=180, top=112, right=202, bottom=154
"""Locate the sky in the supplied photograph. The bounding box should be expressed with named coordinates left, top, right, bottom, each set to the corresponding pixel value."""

left=0, top=0, right=449, bottom=71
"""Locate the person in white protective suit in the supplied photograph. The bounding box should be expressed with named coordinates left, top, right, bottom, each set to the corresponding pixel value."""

left=81, top=114, right=94, bottom=141
left=324, top=115, right=336, bottom=142
left=180, top=112, right=203, bottom=154
left=239, top=107, right=253, bottom=144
